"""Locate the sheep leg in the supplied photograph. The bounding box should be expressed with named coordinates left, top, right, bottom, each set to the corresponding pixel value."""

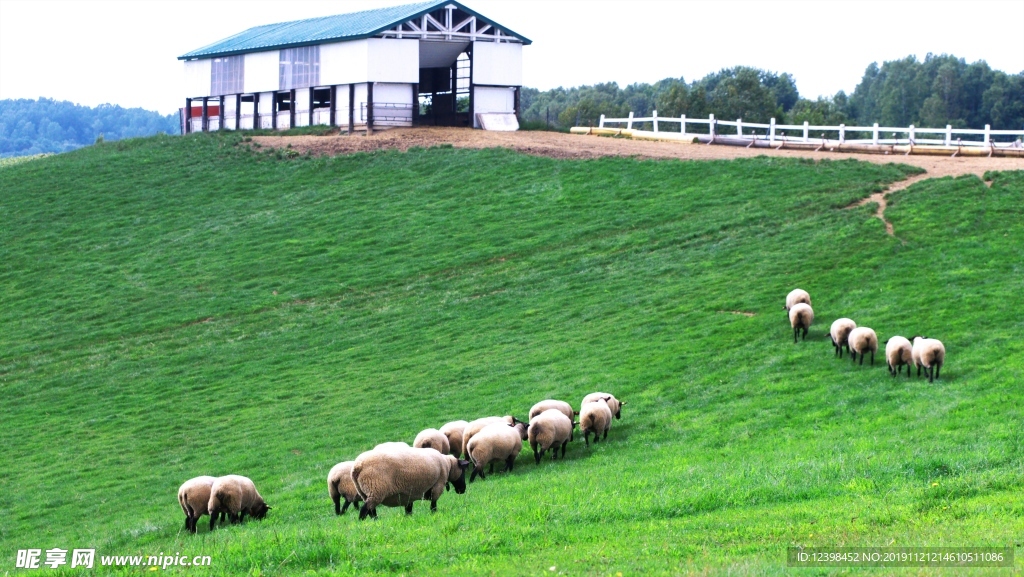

left=505, top=455, right=515, bottom=472
left=404, top=503, right=414, bottom=515
left=489, top=462, right=494, bottom=474
left=340, top=499, right=351, bottom=515
left=532, top=442, right=540, bottom=464
left=603, top=428, right=609, bottom=440
left=935, top=363, right=941, bottom=380
left=917, top=364, right=922, bottom=376
left=851, top=351, right=857, bottom=364
left=430, top=499, right=438, bottom=512
left=209, top=511, right=218, bottom=532
left=584, top=431, right=591, bottom=447
left=870, top=351, right=874, bottom=365
left=560, top=441, right=568, bottom=458
left=859, top=351, right=864, bottom=365
left=793, top=327, right=798, bottom=344
left=928, top=366, right=934, bottom=383
left=333, top=494, right=342, bottom=515
left=802, top=327, right=808, bottom=341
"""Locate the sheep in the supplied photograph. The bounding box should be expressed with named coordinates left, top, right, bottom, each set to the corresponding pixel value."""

left=374, top=442, right=411, bottom=451
left=581, top=392, right=625, bottom=420
left=785, top=289, right=811, bottom=316
left=327, top=461, right=362, bottom=515
left=528, top=409, right=574, bottom=463
left=579, top=398, right=613, bottom=447
left=439, top=420, right=469, bottom=458
left=830, top=318, right=857, bottom=358
left=466, top=421, right=529, bottom=482
left=848, top=327, right=878, bottom=365
left=789, top=303, right=814, bottom=343
left=413, top=428, right=451, bottom=454
left=206, top=475, right=270, bottom=531
left=461, top=415, right=518, bottom=458
left=351, top=446, right=469, bottom=520
left=911, top=336, right=946, bottom=383
left=529, top=400, right=578, bottom=440
left=885, top=336, right=913, bottom=378
left=178, top=476, right=222, bottom=533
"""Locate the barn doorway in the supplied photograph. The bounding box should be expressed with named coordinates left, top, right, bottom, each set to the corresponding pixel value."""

left=416, top=41, right=470, bottom=127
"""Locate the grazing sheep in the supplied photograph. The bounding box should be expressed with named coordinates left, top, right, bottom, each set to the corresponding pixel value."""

left=351, top=446, right=469, bottom=520
left=439, top=420, right=469, bottom=458
left=848, top=327, right=878, bottom=365
left=885, top=336, right=913, bottom=377
left=466, top=422, right=529, bottom=482
left=528, top=409, right=574, bottom=463
left=178, top=476, right=221, bottom=533
left=830, top=318, right=857, bottom=358
left=911, top=336, right=946, bottom=383
left=461, top=416, right=517, bottom=458
left=207, top=475, right=270, bottom=531
left=327, top=461, right=362, bottom=515
left=789, top=303, right=814, bottom=343
left=579, top=398, right=613, bottom=447
left=529, top=400, right=578, bottom=440
left=785, top=289, right=811, bottom=315
left=581, top=392, right=625, bottom=420
left=413, top=428, right=451, bottom=454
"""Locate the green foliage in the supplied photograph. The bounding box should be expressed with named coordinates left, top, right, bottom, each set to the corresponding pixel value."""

left=1, top=133, right=1022, bottom=575
left=0, top=98, right=179, bottom=157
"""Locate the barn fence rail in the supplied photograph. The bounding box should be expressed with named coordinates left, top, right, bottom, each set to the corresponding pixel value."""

left=598, top=112, right=1024, bottom=150
left=185, top=102, right=415, bottom=133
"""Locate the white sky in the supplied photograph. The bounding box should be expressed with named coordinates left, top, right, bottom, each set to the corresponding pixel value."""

left=1, top=0, right=1022, bottom=115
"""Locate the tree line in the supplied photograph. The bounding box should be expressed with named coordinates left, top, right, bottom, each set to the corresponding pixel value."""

left=520, top=54, right=1024, bottom=132
left=0, top=98, right=179, bottom=158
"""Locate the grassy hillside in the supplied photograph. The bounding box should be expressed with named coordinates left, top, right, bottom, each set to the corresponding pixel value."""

left=1, top=133, right=1022, bottom=576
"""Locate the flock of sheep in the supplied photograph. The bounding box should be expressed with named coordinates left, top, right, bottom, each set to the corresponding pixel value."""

left=177, top=393, right=625, bottom=530
left=785, top=288, right=947, bottom=382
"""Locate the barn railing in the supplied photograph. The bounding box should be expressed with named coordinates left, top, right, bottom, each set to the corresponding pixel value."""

left=598, top=112, right=1024, bottom=149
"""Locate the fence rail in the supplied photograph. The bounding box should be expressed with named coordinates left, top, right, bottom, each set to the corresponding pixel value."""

left=598, top=112, right=1024, bottom=149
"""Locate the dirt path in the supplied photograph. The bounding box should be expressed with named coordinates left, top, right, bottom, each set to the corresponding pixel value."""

left=255, top=127, right=1021, bottom=241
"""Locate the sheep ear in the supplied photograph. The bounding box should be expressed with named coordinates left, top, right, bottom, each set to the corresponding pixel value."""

left=458, top=459, right=470, bottom=469
left=620, top=401, right=627, bottom=406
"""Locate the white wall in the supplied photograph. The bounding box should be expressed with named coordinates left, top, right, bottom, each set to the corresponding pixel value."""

left=370, top=83, right=413, bottom=127
left=183, top=59, right=211, bottom=97
left=473, top=86, right=515, bottom=128
left=244, top=51, right=278, bottom=94
left=472, top=41, right=522, bottom=87
left=321, top=38, right=418, bottom=85
left=321, top=40, right=368, bottom=86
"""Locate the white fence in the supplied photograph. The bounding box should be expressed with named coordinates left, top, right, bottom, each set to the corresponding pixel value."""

left=599, top=112, right=1024, bottom=149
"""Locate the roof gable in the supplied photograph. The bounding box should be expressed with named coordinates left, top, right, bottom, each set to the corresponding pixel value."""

left=179, top=1, right=530, bottom=60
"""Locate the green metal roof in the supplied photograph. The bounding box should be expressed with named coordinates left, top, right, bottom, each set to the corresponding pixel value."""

left=178, top=1, right=531, bottom=60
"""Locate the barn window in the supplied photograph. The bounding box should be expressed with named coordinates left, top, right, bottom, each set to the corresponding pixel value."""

left=279, top=46, right=320, bottom=90
left=210, top=56, right=244, bottom=95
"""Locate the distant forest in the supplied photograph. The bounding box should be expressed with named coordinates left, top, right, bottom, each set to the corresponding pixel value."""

left=521, top=54, right=1024, bottom=132
left=0, top=99, right=179, bottom=157
left=2, top=53, right=1021, bottom=157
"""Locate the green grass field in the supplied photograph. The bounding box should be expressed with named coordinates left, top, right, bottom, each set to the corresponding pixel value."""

left=1, top=133, right=1022, bottom=576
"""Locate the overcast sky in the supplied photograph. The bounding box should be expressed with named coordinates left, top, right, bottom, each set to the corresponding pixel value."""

left=1, top=0, right=1022, bottom=114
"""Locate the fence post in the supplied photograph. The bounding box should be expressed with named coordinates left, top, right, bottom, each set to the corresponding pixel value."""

left=984, top=124, right=991, bottom=147
left=709, top=113, right=715, bottom=138
left=839, top=124, right=845, bottom=144
left=599, top=114, right=605, bottom=128
left=769, top=117, right=775, bottom=144
left=653, top=110, right=659, bottom=133
left=909, top=124, right=915, bottom=144
left=736, top=118, right=742, bottom=137
left=872, top=123, right=879, bottom=145
left=802, top=121, right=809, bottom=142
left=680, top=114, right=686, bottom=134
left=627, top=111, right=634, bottom=130
left=945, top=124, right=952, bottom=146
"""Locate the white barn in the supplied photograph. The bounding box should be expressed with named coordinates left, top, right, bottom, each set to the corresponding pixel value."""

left=178, top=1, right=530, bottom=134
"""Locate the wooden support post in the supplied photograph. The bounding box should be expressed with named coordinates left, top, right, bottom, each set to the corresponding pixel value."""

left=348, top=84, right=354, bottom=135
left=253, top=93, right=261, bottom=129
left=736, top=118, right=742, bottom=136
left=218, top=96, right=224, bottom=131
left=909, top=124, right=915, bottom=144
left=201, top=97, right=209, bottom=132
left=709, top=114, right=715, bottom=138
left=235, top=94, right=241, bottom=130
left=330, top=86, right=337, bottom=127
left=984, top=124, right=991, bottom=147
left=271, top=93, right=278, bottom=130
left=289, top=88, right=296, bottom=129
left=309, top=87, right=315, bottom=127
left=412, top=83, right=419, bottom=125
left=366, top=82, right=374, bottom=135
left=599, top=114, right=605, bottom=128
left=514, top=86, right=520, bottom=123
left=468, top=46, right=475, bottom=128
left=184, top=98, right=192, bottom=134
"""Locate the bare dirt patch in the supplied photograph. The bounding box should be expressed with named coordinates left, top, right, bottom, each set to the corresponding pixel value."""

left=844, top=173, right=934, bottom=237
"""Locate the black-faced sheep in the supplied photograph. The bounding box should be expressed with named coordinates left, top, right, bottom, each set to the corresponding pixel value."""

left=848, top=327, right=878, bottom=365
left=351, top=446, right=469, bottom=520
left=911, top=336, right=946, bottom=383
left=581, top=392, right=625, bottom=420
left=785, top=289, right=811, bottom=316
left=206, top=475, right=270, bottom=531
left=830, top=318, right=857, bottom=358
left=327, top=461, right=362, bottom=515
left=466, top=421, right=529, bottom=482
left=528, top=409, right=574, bottom=463
left=178, top=476, right=222, bottom=533
left=439, top=420, right=469, bottom=458
left=413, top=428, right=451, bottom=454
left=461, top=416, right=517, bottom=458
left=885, top=336, right=913, bottom=377
left=789, top=303, right=814, bottom=343
left=529, top=400, right=578, bottom=440
left=579, top=398, right=613, bottom=447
